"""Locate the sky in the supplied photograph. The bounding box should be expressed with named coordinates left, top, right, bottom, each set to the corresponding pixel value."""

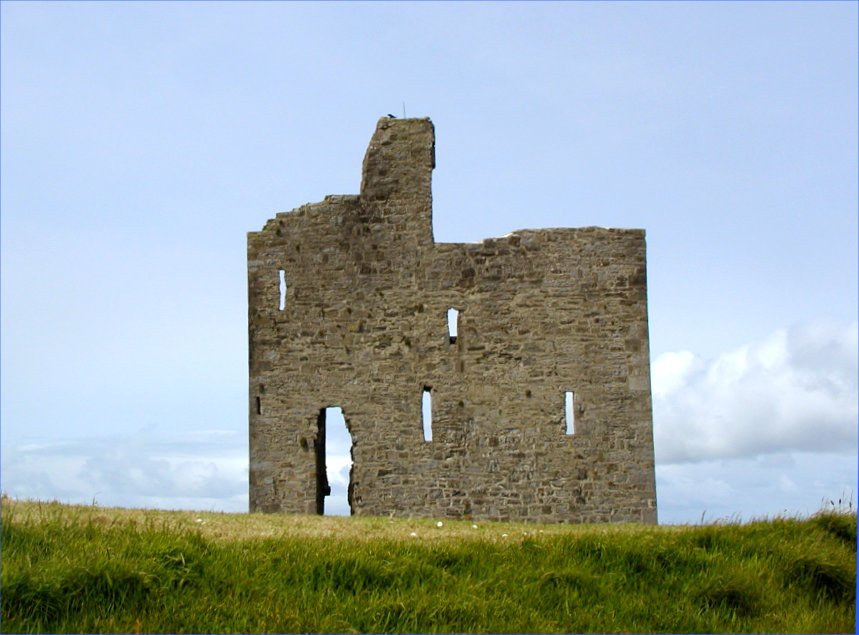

left=1, top=1, right=856, bottom=524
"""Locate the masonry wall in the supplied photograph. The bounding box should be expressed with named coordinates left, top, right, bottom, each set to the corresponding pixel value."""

left=248, top=117, right=658, bottom=523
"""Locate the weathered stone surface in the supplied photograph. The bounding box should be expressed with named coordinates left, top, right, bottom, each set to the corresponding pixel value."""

left=248, top=117, right=658, bottom=523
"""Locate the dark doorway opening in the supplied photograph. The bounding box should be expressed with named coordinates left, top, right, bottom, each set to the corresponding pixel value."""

left=315, top=406, right=353, bottom=515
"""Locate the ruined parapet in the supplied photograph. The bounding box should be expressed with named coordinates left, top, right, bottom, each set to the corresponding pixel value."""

left=360, top=116, right=435, bottom=202
left=248, top=117, right=657, bottom=523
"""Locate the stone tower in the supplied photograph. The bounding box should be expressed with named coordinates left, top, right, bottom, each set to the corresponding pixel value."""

left=248, top=117, right=657, bottom=523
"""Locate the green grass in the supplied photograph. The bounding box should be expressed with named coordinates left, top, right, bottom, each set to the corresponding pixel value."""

left=1, top=498, right=855, bottom=633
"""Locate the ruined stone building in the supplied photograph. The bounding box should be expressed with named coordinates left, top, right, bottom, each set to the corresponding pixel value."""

left=248, top=117, right=658, bottom=523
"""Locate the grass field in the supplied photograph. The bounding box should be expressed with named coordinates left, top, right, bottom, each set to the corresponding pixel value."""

left=1, top=497, right=855, bottom=633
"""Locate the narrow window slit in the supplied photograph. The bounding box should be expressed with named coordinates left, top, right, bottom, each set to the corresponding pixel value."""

left=278, top=270, right=287, bottom=310
left=255, top=396, right=261, bottom=415
left=447, top=308, right=459, bottom=344
left=422, top=386, right=433, bottom=441
left=564, top=391, right=575, bottom=435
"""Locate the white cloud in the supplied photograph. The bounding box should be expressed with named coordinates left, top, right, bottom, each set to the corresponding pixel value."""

left=327, top=455, right=353, bottom=488
left=656, top=452, right=857, bottom=524
left=653, top=319, right=858, bottom=464
left=1, top=430, right=248, bottom=512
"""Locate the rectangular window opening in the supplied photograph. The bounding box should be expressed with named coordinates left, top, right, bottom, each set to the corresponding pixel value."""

left=278, top=269, right=287, bottom=311
left=255, top=396, right=261, bottom=415
left=564, top=390, right=575, bottom=435
left=447, top=308, right=459, bottom=344
left=422, top=386, right=433, bottom=441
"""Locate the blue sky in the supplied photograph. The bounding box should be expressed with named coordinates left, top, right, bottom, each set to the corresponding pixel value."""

left=2, top=1, right=856, bottom=523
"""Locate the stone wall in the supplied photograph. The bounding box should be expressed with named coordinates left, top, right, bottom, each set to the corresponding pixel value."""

left=248, top=117, right=658, bottom=523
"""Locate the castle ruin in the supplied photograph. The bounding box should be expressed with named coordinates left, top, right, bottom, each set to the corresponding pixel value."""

left=248, top=117, right=657, bottom=523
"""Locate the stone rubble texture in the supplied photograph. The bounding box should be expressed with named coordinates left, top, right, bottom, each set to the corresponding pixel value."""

left=248, top=117, right=658, bottom=523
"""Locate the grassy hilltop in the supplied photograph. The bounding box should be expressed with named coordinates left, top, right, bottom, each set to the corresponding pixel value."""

left=1, top=498, right=855, bottom=634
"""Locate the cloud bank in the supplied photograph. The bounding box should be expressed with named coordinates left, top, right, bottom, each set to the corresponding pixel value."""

left=2, top=319, right=855, bottom=522
left=3, top=430, right=248, bottom=512
left=655, top=451, right=856, bottom=524
left=653, top=319, right=858, bottom=464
